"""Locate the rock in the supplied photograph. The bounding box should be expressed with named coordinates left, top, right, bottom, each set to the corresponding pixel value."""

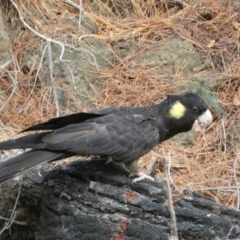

left=137, top=36, right=205, bottom=76
left=0, top=7, right=12, bottom=69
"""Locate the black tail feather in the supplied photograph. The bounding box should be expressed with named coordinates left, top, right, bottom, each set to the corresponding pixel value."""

left=0, top=150, right=71, bottom=183
left=0, top=133, right=48, bottom=150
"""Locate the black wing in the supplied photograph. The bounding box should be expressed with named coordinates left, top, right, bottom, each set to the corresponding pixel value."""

left=42, top=113, right=160, bottom=163
left=21, top=106, right=131, bottom=132
left=21, top=112, right=103, bottom=132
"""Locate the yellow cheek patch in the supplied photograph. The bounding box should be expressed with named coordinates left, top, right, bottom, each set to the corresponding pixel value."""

left=169, top=101, right=186, bottom=119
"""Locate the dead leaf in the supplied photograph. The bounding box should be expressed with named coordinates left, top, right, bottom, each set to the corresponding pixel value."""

left=207, top=40, right=215, bottom=48
left=233, top=21, right=240, bottom=29
left=233, top=94, right=240, bottom=106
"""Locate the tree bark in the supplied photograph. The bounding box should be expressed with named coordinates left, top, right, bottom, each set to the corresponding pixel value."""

left=0, top=160, right=240, bottom=240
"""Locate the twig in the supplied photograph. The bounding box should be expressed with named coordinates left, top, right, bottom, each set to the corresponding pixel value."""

left=233, top=153, right=240, bottom=210
left=20, top=44, right=48, bottom=111
left=0, top=121, right=15, bottom=138
left=61, top=0, right=85, bottom=12
left=0, top=59, right=13, bottom=71
left=227, top=226, right=234, bottom=240
left=0, top=56, right=19, bottom=113
left=47, top=41, right=60, bottom=117
left=71, top=45, right=99, bottom=72
left=163, top=155, right=178, bottom=240
left=0, top=176, right=23, bottom=235
left=79, top=0, right=83, bottom=28
left=192, top=186, right=240, bottom=192
left=221, top=120, right=227, bottom=159
left=65, top=63, right=76, bottom=90
left=0, top=217, right=28, bottom=226
left=167, top=152, right=175, bottom=186
left=0, top=74, right=18, bottom=113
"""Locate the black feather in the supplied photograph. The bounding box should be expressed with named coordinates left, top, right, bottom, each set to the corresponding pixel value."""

left=21, top=112, right=103, bottom=132
left=0, top=133, right=47, bottom=150
left=0, top=150, right=72, bottom=183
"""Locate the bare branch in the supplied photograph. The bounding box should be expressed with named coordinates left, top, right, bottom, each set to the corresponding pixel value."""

left=163, top=154, right=178, bottom=240
left=233, top=153, right=240, bottom=210
left=0, top=176, right=23, bottom=234
left=47, top=41, right=60, bottom=117
left=61, top=0, right=85, bottom=12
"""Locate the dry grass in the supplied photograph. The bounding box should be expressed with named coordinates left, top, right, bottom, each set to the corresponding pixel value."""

left=0, top=0, right=239, bottom=208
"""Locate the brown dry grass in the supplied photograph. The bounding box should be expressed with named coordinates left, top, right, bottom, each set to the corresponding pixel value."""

left=0, top=0, right=239, bottom=208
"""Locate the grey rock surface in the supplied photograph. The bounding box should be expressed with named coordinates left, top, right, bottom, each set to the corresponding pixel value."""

left=137, top=36, right=205, bottom=76
left=0, top=7, right=11, bottom=68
